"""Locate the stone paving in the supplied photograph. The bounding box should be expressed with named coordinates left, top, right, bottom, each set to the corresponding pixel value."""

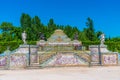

left=0, top=66, right=120, bottom=80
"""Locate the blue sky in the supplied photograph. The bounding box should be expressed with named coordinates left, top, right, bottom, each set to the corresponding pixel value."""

left=0, top=0, right=120, bottom=37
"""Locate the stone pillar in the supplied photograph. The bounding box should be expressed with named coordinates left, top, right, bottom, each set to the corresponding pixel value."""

left=89, top=45, right=110, bottom=62
left=5, top=50, right=11, bottom=69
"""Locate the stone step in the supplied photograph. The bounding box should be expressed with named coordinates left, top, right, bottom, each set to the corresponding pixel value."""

left=30, top=63, right=39, bottom=66
left=27, top=66, right=41, bottom=69
left=91, top=62, right=99, bottom=64
left=27, top=63, right=41, bottom=69
left=0, top=66, right=6, bottom=70
left=90, top=62, right=101, bottom=66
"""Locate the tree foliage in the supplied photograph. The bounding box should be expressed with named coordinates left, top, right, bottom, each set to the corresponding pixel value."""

left=0, top=13, right=119, bottom=53
left=85, top=17, right=96, bottom=41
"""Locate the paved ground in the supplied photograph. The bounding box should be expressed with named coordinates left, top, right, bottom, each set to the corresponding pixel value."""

left=0, top=66, right=120, bottom=80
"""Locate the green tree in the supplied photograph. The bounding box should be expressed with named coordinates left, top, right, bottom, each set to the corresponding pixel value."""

left=20, top=13, right=32, bottom=40
left=57, top=25, right=64, bottom=30
left=0, top=22, right=13, bottom=32
left=80, top=28, right=89, bottom=41
left=64, top=25, right=73, bottom=38
left=48, top=19, right=57, bottom=31
left=10, top=27, right=22, bottom=41
left=96, top=31, right=102, bottom=39
left=85, top=17, right=96, bottom=41
left=0, top=22, right=14, bottom=41
left=31, top=16, right=45, bottom=40
left=20, top=13, right=31, bottom=30
left=46, top=18, right=57, bottom=38
left=0, top=34, right=2, bottom=40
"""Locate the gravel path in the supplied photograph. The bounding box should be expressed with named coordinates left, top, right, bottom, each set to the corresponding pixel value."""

left=0, top=66, right=120, bottom=80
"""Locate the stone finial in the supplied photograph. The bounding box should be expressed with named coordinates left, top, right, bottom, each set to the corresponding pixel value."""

left=74, top=32, right=79, bottom=40
left=100, top=33, right=105, bottom=45
left=22, top=31, right=27, bottom=44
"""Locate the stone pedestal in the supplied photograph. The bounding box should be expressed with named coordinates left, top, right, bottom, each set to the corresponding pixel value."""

left=13, top=45, right=39, bottom=67
left=89, top=45, right=110, bottom=54
left=15, top=45, right=39, bottom=54
left=89, top=45, right=110, bottom=62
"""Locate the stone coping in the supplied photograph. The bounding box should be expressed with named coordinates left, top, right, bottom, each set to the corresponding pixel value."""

left=20, top=45, right=39, bottom=48
left=89, top=45, right=107, bottom=48
left=37, top=50, right=90, bottom=54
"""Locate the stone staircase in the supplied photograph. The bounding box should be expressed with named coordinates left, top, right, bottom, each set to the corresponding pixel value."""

left=39, top=52, right=57, bottom=64
left=75, top=52, right=102, bottom=66
left=40, top=52, right=90, bottom=67
left=27, top=52, right=57, bottom=69
left=0, top=66, right=6, bottom=70
left=27, top=63, right=41, bottom=69
left=75, top=51, right=90, bottom=63
left=90, top=62, right=101, bottom=66
left=27, top=51, right=100, bottom=68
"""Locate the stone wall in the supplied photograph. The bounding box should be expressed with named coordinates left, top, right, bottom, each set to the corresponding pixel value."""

left=101, top=53, right=118, bottom=66
left=0, top=45, right=38, bottom=69
left=89, top=45, right=110, bottom=62
left=10, top=54, right=27, bottom=69
left=0, top=56, right=7, bottom=67
left=89, top=45, right=119, bottom=66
